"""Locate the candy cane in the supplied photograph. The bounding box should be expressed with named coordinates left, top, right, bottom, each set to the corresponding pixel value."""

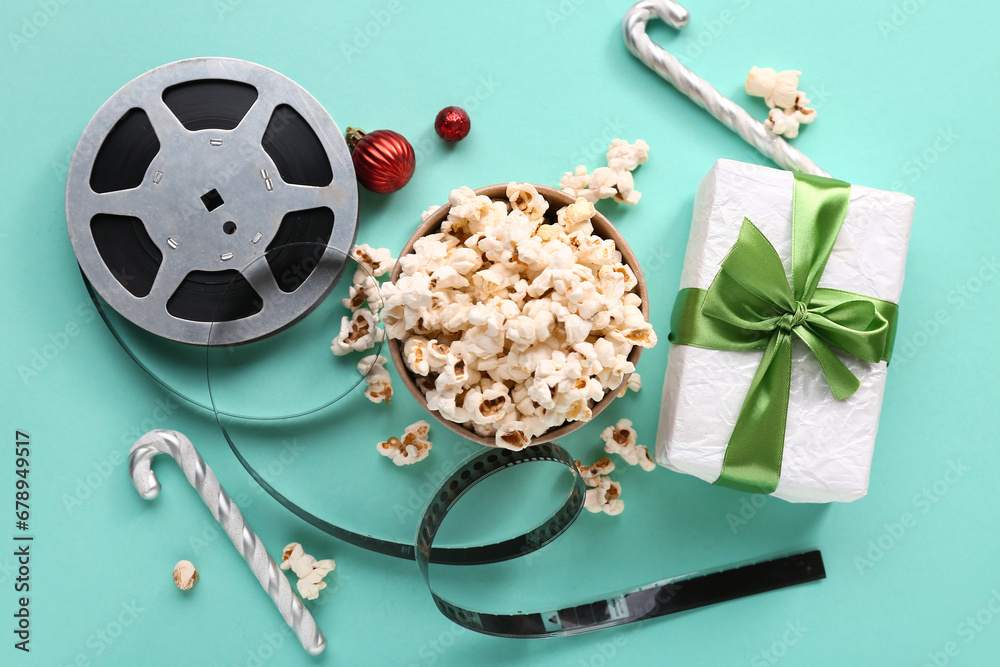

left=129, top=429, right=326, bottom=656
left=623, top=0, right=830, bottom=177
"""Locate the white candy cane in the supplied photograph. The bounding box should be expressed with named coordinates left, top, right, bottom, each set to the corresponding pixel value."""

left=129, top=429, right=326, bottom=656
left=623, top=0, right=831, bottom=178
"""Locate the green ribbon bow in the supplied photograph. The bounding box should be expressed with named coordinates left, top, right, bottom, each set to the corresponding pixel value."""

left=668, top=174, right=899, bottom=494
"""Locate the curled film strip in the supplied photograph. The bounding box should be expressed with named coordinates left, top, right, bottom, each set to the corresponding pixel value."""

left=71, top=58, right=826, bottom=641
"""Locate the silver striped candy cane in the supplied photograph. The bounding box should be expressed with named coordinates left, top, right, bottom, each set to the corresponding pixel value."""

left=623, top=0, right=831, bottom=178
left=129, top=429, right=326, bottom=656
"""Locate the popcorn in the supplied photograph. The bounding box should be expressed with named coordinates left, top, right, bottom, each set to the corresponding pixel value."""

left=559, top=165, right=590, bottom=199
left=425, top=339, right=450, bottom=371
left=297, top=566, right=335, bottom=601
left=745, top=67, right=801, bottom=109
left=427, top=387, right=469, bottom=422
left=331, top=308, right=384, bottom=355
left=465, top=382, right=511, bottom=425
left=343, top=265, right=383, bottom=315
left=446, top=247, right=482, bottom=276
left=746, top=67, right=817, bottom=139
left=618, top=372, right=642, bottom=397
left=357, top=354, right=392, bottom=404
left=601, top=418, right=654, bottom=471
left=577, top=446, right=648, bottom=516
left=495, top=421, right=530, bottom=450
left=173, top=560, right=199, bottom=591
left=610, top=311, right=658, bottom=348
left=764, top=92, right=817, bottom=139
left=558, top=139, right=649, bottom=206
left=280, top=543, right=335, bottom=601
left=377, top=421, right=432, bottom=465
left=389, top=184, right=657, bottom=447
left=403, top=337, right=431, bottom=376
left=635, top=445, right=656, bottom=472
left=331, top=244, right=399, bottom=405
left=606, top=138, right=649, bottom=172
left=588, top=167, right=619, bottom=201
left=584, top=477, right=624, bottom=515
left=350, top=244, right=396, bottom=278
left=765, top=108, right=799, bottom=138
left=448, top=186, right=504, bottom=233
left=790, top=91, right=815, bottom=117
left=575, top=457, right=616, bottom=487
left=429, top=266, right=469, bottom=291
left=507, top=182, right=549, bottom=221
left=558, top=197, right=596, bottom=235
left=611, top=169, right=641, bottom=205
left=422, top=204, right=443, bottom=222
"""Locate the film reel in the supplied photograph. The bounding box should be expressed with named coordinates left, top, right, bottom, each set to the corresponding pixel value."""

left=66, top=57, right=358, bottom=345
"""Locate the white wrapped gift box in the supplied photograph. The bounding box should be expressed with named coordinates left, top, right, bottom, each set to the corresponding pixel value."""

left=655, top=159, right=915, bottom=503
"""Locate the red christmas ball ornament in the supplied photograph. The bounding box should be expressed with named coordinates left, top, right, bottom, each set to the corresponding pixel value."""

left=345, top=127, right=415, bottom=194
left=434, top=106, right=471, bottom=142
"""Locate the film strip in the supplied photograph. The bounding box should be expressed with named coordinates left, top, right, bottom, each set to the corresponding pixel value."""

left=214, top=391, right=826, bottom=637
left=73, top=58, right=826, bottom=641
left=413, top=444, right=824, bottom=638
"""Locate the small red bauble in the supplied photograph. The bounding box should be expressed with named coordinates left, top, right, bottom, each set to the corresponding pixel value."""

left=434, top=106, right=471, bottom=142
left=345, top=127, right=415, bottom=194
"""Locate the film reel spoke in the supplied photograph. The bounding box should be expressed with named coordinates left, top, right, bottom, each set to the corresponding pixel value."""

left=140, top=97, right=192, bottom=146
left=82, top=187, right=158, bottom=231
left=240, top=258, right=283, bottom=304
left=230, top=92, right=282, bottom=146
left=282, top=183, right=341, bottom=212
left=145, top=259, right=189, bottom=304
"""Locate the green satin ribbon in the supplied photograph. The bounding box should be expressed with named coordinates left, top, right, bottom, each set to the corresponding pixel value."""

left=668, top=174, right=899, bottom=494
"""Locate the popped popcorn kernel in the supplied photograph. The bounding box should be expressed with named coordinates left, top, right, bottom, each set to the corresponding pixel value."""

left=746, top=67, right=817, bottom=139
left=173, top=560, right=199, bottom=591
left=618, top=371, right=642, bottom=397
left=558, top=139, right=649, bottom=206
left=601, top=418, right=654, bottom=472
left=377, top=420, right=433, bottom=465
left=331, top=308, right=384, bottom=356
left=350, top=244, right=396, bottom=277
left=357, top=354, right=393, bottom=405
left=745, top=67, right=801, bottom=109
left=575, top=457, right=616, bottom=487
left=584, top=477, right=624, bottom=515
left=279, top=543, right=335, bottom=601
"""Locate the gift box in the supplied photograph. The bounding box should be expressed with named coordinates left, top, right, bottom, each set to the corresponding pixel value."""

left=655, top=159, right=915, bottom=503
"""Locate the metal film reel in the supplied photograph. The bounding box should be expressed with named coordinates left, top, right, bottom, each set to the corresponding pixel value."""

left=66, top=58, right=358, bottom=345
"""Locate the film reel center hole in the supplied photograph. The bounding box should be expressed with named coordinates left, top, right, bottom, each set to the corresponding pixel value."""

left=201, top=188, right=224, bottom=211
left=223, top=221, right=237, bottom=235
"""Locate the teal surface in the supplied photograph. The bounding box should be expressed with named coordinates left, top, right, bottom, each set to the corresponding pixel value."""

left=1, top=0, right=997, bottom=665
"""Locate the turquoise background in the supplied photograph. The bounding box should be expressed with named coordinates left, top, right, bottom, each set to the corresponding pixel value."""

left=1, top=0, right=998, bottom=665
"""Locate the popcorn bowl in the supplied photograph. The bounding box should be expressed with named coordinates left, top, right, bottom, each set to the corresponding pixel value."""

left=387, top=183, right=649, bottom=448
